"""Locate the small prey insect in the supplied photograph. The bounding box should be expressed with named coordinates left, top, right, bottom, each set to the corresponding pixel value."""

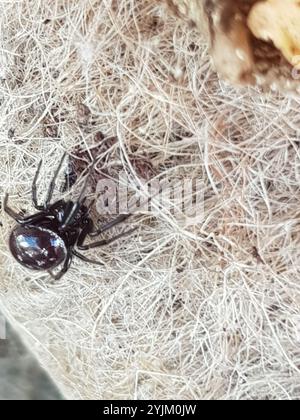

left=4, top=153, right=134, bottom=280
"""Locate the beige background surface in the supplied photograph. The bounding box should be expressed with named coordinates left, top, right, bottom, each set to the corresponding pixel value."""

left=1, top=0, right=300, bottom=400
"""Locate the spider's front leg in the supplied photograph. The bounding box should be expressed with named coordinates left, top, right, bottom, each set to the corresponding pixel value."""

left=71, top=219, right=104, bottom=265
left=90, top=214, right=131, bottom=237
left=32, top=160, right=44, bottom=211
left=76, top=215, right=136, bottom=251
left=32, top=153, right=67, bottom=211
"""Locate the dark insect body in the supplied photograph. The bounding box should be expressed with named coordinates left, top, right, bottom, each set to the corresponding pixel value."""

left=4, top=154, right=134, bottom=280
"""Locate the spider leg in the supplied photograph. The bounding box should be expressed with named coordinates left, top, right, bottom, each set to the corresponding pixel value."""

left=4, top=194, right=55, bottom=225
left=32, top=160, right=44, bottom=211
left=61, top=163, right=94, bottom=230
left=48, top=251, right=72, bottom=281
left=72, top=249, right=104, bottom=266
left=60, top=199, right=85, bottom=229
left=47, top=199, right=66, bottom=213
left=21, top=213, right=55, bottom=225
left=4, top=194, right=57, bottom=226
left=77, top=227, right=137, bottom=250
left=45, top=152, right=67, bottom=208
left=76, top=218, right=94, bottom=245
left=90, top=214, right=131, bottom=237
left=4, top=194, right=23, bottom=222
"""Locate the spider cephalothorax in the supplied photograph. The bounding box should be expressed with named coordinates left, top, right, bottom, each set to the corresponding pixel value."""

left=4, top=154, right=134, bottom=280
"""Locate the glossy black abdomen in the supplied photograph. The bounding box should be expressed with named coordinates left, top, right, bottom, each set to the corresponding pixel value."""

left=9, top=225, right=67, bottom=271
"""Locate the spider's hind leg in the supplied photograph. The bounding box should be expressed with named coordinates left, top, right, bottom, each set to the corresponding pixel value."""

left=72, top=249, right=104, bottom=266
left=4, top=194, right=55, bottom=225
left=3, top=194, right=25, bottom=223
left=48, top=250, right=72, bottom=281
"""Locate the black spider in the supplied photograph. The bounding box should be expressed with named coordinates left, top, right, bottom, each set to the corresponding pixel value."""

left=4, top=154, right=134, bottom=280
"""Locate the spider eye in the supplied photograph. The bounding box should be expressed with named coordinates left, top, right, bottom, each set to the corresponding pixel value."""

left=9, top=226, right=67, bottom=271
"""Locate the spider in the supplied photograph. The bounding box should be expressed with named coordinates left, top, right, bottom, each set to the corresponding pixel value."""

left=4, top=154, right=134, bottom=280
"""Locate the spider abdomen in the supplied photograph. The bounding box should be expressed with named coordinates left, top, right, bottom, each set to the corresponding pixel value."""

left=9, top=226, right=67, bottom=271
